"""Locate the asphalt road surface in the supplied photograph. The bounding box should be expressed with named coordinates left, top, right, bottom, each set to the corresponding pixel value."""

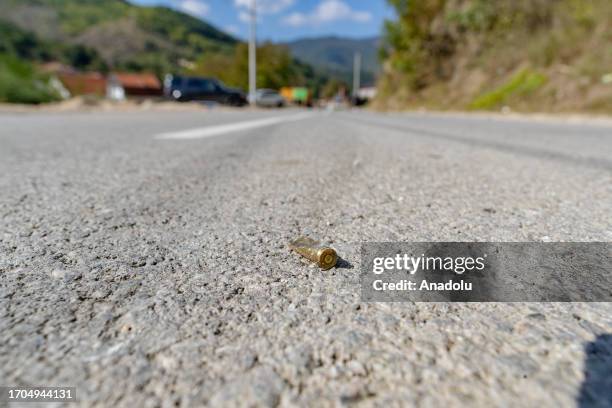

left=1, top=108, right=611, bottom=407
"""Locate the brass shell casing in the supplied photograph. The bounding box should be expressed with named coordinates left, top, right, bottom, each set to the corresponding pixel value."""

left=289, top=237, right=338, bottom=270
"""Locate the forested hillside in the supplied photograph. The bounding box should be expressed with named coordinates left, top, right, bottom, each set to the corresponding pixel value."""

left=286, top=36, right=380, bottom=86
left=377, top=0, right=612, bottom=113
left=0, top=0, right=236, bottom=75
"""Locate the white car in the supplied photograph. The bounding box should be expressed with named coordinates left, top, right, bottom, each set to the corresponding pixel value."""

left=256, top=89, right=286, bottom=108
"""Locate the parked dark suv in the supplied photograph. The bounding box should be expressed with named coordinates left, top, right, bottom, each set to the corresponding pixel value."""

left=164, top=75, right=247, bottom=106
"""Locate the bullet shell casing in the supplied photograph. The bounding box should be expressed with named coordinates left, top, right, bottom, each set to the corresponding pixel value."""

left=289, top=237, right=338, bottom=270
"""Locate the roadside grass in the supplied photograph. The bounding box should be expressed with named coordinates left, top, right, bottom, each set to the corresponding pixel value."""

left=0, top=54, right=60, bottom=104
left=469, top=69, right=547, bottom=110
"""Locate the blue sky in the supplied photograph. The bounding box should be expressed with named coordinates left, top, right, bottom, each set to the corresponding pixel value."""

left=130, top=0, right=394, bottom=41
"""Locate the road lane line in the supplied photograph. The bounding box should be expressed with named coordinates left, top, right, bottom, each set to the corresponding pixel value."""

left=154, top=112, right=315, bottom=140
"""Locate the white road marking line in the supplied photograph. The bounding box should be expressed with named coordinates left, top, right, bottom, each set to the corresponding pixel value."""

left=154, top=112, right=316, bottom=140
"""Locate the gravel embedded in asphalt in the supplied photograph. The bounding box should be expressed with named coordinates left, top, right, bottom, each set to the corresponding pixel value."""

left=1, top=109, right=611, bottom=407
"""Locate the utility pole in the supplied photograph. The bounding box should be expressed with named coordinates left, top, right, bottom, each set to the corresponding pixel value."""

left=248, top=0, right=257, bottom=106
left=352, top=52, right=361, bottom=99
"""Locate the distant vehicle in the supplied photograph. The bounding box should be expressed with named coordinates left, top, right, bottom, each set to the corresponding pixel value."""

left=164, top=75, right=247, bottom=106
left=255, top=89, right=286, bottom=108
left=351, top=86, right=377, bottom=106
left=280, top=87, right=312, bottom=106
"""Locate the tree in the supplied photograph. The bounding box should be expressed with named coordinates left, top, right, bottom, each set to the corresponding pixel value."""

left=321, top=78, right=349, bottom=100
left=191, top=42, right=308, bottom=91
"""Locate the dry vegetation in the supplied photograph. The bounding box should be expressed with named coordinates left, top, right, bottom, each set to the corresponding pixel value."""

left=376, top=0, right=612, bottom=113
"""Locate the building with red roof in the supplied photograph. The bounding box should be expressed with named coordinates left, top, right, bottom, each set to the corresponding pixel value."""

left=107, top=73, right=163, bottom=99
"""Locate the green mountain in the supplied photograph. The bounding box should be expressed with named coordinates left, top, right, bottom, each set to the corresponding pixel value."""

left=0, top=19, right=106, bottom=70
left=285, top=36, right=381, bottom=86
left=0, top=19, right=105, bottom=104
left=0, top=0, right=237, bottom=75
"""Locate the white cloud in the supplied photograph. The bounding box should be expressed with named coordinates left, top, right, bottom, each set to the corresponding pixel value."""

left=225, top=24, right=240, bottom=35
left=177, top=0, right=209, bottom=18
left=234, top=0, right=294, bottom=15
left=233, top=0, right=251, bottom=7
left=283, top=0, right=371, bottom=26
left=238, top=10, right=251, bottom=23
left=283, top=13, right=306, bottom=26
